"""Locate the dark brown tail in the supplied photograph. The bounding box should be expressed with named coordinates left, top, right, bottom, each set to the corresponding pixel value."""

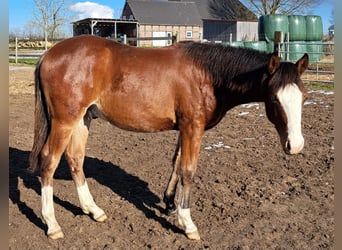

left=28, top=57, right=50, bottom=173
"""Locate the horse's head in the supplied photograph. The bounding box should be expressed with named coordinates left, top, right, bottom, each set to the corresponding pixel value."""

left=264, top=53, right=309, bottom=155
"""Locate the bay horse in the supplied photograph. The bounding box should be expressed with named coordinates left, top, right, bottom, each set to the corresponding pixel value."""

left=29, top=35, right=308, bottom=240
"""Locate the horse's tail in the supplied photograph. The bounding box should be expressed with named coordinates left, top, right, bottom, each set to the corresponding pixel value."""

left=28, top=56, right=50, bottom=173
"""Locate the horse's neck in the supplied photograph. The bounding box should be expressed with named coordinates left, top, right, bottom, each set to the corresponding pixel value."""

left=224, top=73, right=267, bottom=108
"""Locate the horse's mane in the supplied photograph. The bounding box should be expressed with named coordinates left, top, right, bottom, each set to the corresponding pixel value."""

left=179, top=42, right=271, bottom=88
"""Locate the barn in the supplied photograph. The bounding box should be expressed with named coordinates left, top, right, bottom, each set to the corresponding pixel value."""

left=72, top=0, right=258, bottom=46
left=121, top=0, right=203, bottom=46
left=187, top=0, right=258, bottom=42
left=72, top=18, right=139, bottom=40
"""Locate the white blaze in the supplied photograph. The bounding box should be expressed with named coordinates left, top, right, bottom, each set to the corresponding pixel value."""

left=277, top=84, right=304, bottom=154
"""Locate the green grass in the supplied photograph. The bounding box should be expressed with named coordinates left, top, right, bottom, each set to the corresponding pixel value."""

left=9, top=58, right=39, bottom=66
left=304, top=82, right=334, bottom=91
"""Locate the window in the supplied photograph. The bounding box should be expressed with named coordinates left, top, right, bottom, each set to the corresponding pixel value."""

left=167, top=32, right=172, bottom=45
left=186, top=31, right=193, bottom=39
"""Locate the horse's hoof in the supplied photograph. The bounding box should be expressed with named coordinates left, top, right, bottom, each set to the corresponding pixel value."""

left=94, top=213, right=107, bottom=222
left=186, top=230, right=201, bottom=240
left=48, top=230, right=64, bottom=240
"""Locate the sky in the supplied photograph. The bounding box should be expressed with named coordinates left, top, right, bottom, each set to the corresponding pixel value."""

left=9, top=0, right=334, bottom=36
left=9, top=0, right=126, bottom=35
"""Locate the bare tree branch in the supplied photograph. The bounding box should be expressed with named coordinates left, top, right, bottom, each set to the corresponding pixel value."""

left=33, top=0, right=71, bottom=44
left=240, top=0, right=323, bottom=16
left=209, top=0, right=257, bottom=20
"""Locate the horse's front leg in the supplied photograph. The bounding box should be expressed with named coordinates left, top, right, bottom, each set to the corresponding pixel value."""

left=176, top=121, right=204, bottom=240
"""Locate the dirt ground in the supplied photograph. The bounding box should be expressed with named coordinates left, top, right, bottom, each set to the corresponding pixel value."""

left=9, top=66, right=334, bottom=249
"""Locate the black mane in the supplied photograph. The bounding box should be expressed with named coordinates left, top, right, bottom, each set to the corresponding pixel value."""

left=180, top=42, right=271, bottom=88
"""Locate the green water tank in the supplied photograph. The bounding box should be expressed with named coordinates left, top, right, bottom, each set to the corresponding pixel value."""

left=266, top=41, right=274, bottom=53
left=306, top=41, right=323, bottom=62
left=221, top=41, right=230, bottom=47
left=230, top=41, right=245, bottom=48
left=258, top=16, right=265, bottom=41
left=288, top=15, right=306, bottom=41
left=306, top=15, right=323, bottom=41
left=263, top=14, right=289, bottom=41
left=244, top=41, right=267, bottom=52
left=288, top=42, right=307, bottom=61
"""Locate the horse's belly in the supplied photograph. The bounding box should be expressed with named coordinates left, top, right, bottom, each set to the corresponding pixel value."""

left=113, top=117, right=176, bottom=132
left=95, top=101, right=177, bottom=132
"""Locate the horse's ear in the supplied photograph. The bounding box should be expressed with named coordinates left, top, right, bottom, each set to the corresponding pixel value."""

left=296, top=53, right=309, bottom=75
left=268, top=53, right=281, bottom=75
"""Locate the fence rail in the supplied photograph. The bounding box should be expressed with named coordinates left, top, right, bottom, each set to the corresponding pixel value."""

left=277, top=41, right=334, bottom=84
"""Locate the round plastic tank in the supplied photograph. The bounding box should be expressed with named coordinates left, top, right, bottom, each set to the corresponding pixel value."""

left=288, top=15, right=306, bottom=41
left=288, top=42, right=307, bottom=61
left=258, top=16, right=265, bottom=41
left=221, top=41, right=230, bottom=47
left=266, top=41, right=274, bottom=53
left=244, top=41, right=267, bottom=52
left=230, top=41, right=245, bottom=48
left=263, top=14, right=289, bottom=41
left=306, top=15, right=323, bottom=41
left=306, top=41, right=323, bottom=62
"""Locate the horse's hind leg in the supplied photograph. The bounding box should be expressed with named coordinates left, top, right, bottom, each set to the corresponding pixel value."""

left=64, top=115, right=107, bottom=223
left=163, top=135, right=181, bottom=215
left=40, top=120, right=74, bottom=239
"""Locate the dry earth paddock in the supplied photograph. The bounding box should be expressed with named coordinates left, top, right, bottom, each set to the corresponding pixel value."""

left=9, top=66, right=334, bottom=249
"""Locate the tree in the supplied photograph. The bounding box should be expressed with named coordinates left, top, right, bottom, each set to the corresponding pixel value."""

left=329, top=9, right=334, bottom=26
left=239, top=0, right=323, bottom=16
left=33, top=0, right=71, bottom=49
left=209, top=0, right=257, bottom=20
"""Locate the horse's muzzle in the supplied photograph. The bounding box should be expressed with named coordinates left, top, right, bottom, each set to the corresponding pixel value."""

left=284, top=136, right=304, bottom=155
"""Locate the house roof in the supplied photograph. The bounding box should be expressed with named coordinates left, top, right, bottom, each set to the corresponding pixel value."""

left=192, top=0, right=257, bottom=21
left=125, top=0, right=202, bottom=26
left=125, top=0, right=257, bottom=25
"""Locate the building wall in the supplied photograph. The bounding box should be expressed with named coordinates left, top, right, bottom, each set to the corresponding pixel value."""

left=203, top=20, right=259, bottom=42
left=236, top=21, right=259, bottom=41
left=203, top=21, right=237, bottom=42
left=138, top=24, right=202, bottom=47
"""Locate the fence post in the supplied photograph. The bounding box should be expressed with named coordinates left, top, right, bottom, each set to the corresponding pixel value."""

left=274, top=31, right=284, bottom=58
left=45, top=31, right=48, bottom=51
left=286, top=32, right=290, bottom=61
left=15, top=37, right=18, bottom=64
left=123, top=34, right=127, bottom=44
